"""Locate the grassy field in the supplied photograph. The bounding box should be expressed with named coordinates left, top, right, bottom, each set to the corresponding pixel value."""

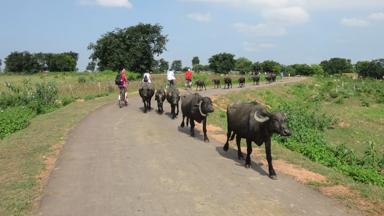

left=208, top=75, right=384, bottom=215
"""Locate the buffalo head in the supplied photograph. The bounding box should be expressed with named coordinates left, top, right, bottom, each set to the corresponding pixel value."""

left=254, top=110, right=291, bottom=136
left=198, top=97, right=214, bottom=116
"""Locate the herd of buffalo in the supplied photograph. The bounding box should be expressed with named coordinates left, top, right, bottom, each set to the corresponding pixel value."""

left=137, top=73, right=290, bottom=179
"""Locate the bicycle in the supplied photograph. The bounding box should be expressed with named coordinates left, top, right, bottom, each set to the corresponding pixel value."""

left=118, top=87, right=128, bottom=108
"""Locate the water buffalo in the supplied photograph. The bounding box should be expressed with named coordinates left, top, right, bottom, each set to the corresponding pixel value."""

left=195, top=80, right=206, bottom=91
left=266, top=73, right=277, bottom=83
left=180, top=93, right=214, bottom=142
left=166, top=86, right=180, bottom=119
left=212, top=79, right=220, bottom=88
left=155, top=88, right=166, bottom=113
left=223, top=102, right=291, bottom=179
left=251, top=74, right=260, bottom=85
left=139, top=83, right=155, bottom=113
left=224, top=77, right=232, bottom=89
left=238, top=77, right=245, bottom=88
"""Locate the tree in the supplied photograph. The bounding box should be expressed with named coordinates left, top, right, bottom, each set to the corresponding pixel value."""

left=0, top=59, right=2, bottom=71
left=171, top=60, right=182, bottom=71
left=88, top=23, right=168, bottom=73
left=366, top=59, right=384, bottom=79
left=261, top=60, right=280, bottom=73
left=356, top=61, right=370, bottom=78
left=86, top=61, right=97, bottom=72
left=192, top=56, right=200, bottom=66
left=159, top=58, right=169, bottom=72
left=209, top=52, right=235, bottom=74
left=235, top=57, right=253, bottom=74
left=291, top=64, right=314, bottom=76
left=320, top=58, right=353, bottom=75
left=252, top=62, right=262, bottom=73
left=311, top=64, right=325, bottom=75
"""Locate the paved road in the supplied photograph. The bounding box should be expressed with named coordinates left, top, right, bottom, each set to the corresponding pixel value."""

left=38, top=78, right=359, bottom=216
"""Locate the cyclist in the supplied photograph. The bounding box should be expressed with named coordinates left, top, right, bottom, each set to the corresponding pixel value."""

left=185, top=68, right=192, bottom=89
left=115, top=68, right=128, bottom=104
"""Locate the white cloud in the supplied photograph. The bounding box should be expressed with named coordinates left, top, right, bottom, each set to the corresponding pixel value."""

left=234, top=22, right=286, bottom=36
left=243, top=41, right=276, bottom=52
left=368, top=12, right=384, bottom=21
left=340, top=18, right=369, bottom=27
left=187, top=12, right=212, bottom=22
left=262, top=6, right=310, bottom=25
left=80, top=0, right=132, bottom=8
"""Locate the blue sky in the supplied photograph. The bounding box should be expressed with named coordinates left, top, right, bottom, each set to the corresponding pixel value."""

left=0, top=0, right=383, bottom=70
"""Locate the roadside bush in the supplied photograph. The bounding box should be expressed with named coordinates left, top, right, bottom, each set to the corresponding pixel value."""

left=0, top=107, right=35, bottom=139
left=78, top=76, right=87, bottom=83
left=61, top=96, right=75, bottom=106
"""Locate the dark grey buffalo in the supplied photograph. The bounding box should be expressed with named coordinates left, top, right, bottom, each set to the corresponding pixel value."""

left=180, top=93, right=214, bottom=142
left=238, top=77, right=245, bottom=88
left=166, top=86, right=180, bottom=119
left=212, top=79, right=220, bottom=88
left=139, top=83, right=154, bottom=113
left=223, top=77, right=232, bottom=89
left=223, top=102, right=291, bottom=179
left=195, top=80, right=206, bottom=91
left=155, top=88, right=166, bottom=113
left=251, top=74, right=260, bottom=85
left=266, top=73, right=277, bottom=83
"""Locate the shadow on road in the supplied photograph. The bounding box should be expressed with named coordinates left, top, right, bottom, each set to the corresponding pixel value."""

left=177, top=126, right=207, bottom=142
left=215, top=146, right=268, bottom=177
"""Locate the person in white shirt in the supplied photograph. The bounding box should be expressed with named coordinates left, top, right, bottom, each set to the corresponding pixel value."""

left=167, top=69, right=175, bottom=86
left=143, top=71, right=152, bottom=83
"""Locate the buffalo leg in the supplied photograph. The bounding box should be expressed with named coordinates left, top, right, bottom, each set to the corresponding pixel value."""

left=176, top=102, right=179, bottom=116
left=265, top=138, right=277, bottom=179
left=181, top=115, right=185, bottom=127
left=190, top=118, right=195, bottom=137
left=223, top=130, right=232, bottom=151
left=236, top=135, right=244, bottom=160
left=245, top=139, right=252, bottom=168
left=143, top=99, right=147, bottom=113
left=203, top=118, right=209, bottom=142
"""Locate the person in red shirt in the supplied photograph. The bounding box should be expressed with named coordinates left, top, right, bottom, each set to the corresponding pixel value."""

left=185, top=68, right=192, bottom=89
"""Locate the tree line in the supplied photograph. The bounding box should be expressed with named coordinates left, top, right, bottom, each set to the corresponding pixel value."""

left=1, top=23, right=383, bottom=79
left=3, top=51, right=78, bottom=73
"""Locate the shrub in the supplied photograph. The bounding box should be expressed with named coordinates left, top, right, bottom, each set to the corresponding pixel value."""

left=61, top=96, right=75, bottom=106
left=0, top=107, right=35, bottom=139
left=78, top=76, right=87, bottom=83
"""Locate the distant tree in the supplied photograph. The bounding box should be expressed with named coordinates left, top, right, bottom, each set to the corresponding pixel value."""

left=320, top=58, right=353, bottom=75
left=192, top=56, right=200, bottom=66
left=291, top=64, right=314, bottom=76
left=159, top=58, right=169, bottom=72
left=235, top=57, right=253, bottom=74
left=355, top=61, right=370, bottom=78
left=88, top=23, right=168, bottom=73
left=261, top=60, right=280, bottom=73
left=0, top=59, right=2, bottom=71
left=86, top=61, right=97, bottom=72
left=311, top=64, right=325, bottom=75
left=285, top=65, right=296, bottom=76
left=209, top=52, right=235, bottom=74
left=366, top=59, right=384, bottom=79
left=171, top=60, right=182, bottom=71
left=252, top=62, right=262, bottom=73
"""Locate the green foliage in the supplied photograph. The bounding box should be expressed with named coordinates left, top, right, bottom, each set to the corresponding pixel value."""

left=366, top=59, right=384, bottom=79
left=0, top=107, right=35, bottom=139
left=276, top=101, right=384, bottom=186
left=61, top=96, right=75, bottom=106
left=192, top=73, right=209, bottom=82
left=171, top=60, right=182, bottom=71
left=252, top=62, right=262, bottom=73
left=209, top=52, right=235, bottom=74
left=158, top=58, right=169, bottom=73
left=78, top=76, right=87, bottom=83
left=126, top=71, right=141, bottom=80
left=311, top=64, right=325, bottom=75
left=4, top=51, right=78, bottom=73
left=291, top=64, right=315, bottom=76
left=235, top=57, right=253, bottom=74
left=192, top=56, right=200, bottom=66
left=88, top=23, right=168, bottom=72
left=262, top=60, right=280, bottom=73
left=320, top=58, right=353, bottom=74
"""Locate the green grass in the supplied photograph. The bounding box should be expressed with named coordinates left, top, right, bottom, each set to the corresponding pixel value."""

left=0, top=95, right=115, bottom=216
left=208, top=76, right=384, bottom=214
